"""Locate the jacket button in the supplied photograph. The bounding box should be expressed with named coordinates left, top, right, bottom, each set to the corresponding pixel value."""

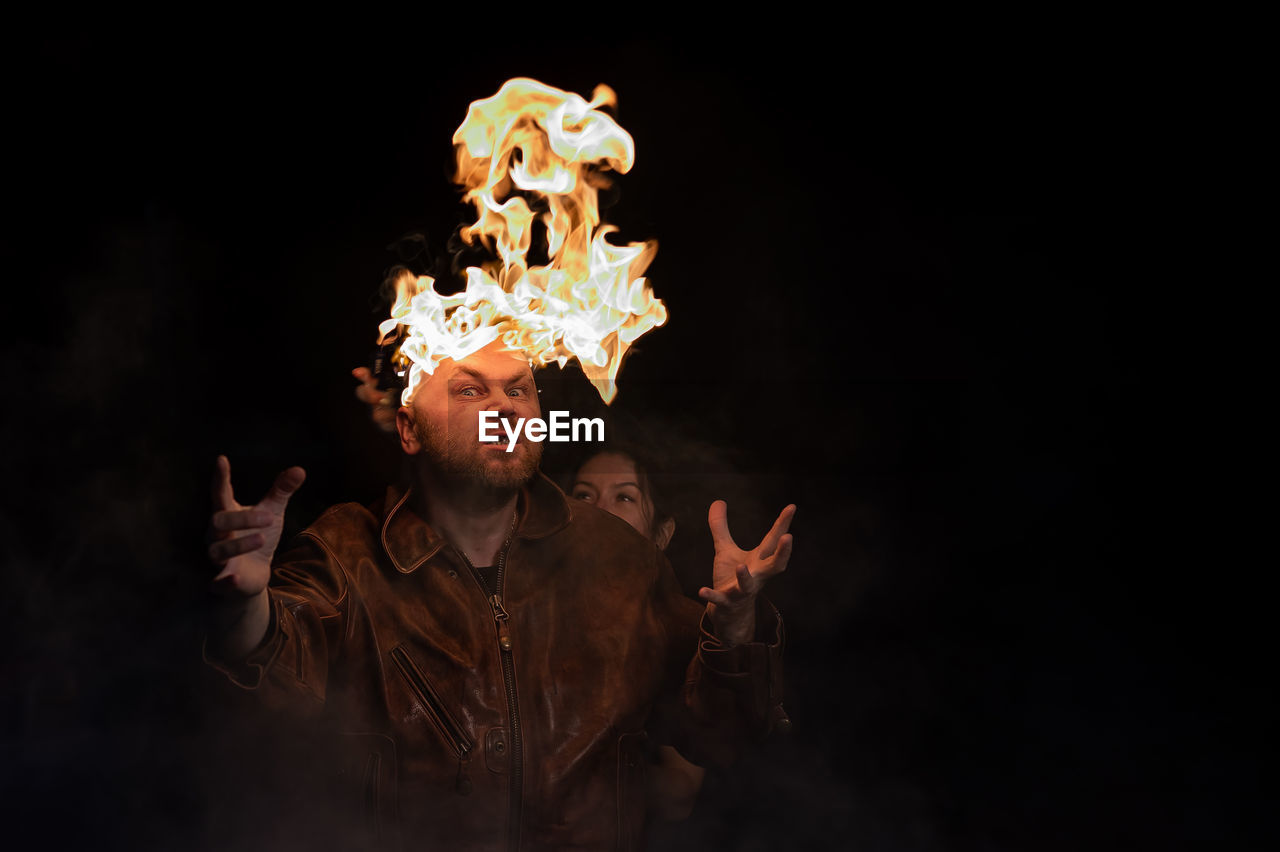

left=498, top=636, right=513, bottom=652
left=776, top=716, right=793, bottom=734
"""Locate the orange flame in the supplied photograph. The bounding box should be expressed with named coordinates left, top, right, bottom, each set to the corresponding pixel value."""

left=379, top=78, right=666, bottom=405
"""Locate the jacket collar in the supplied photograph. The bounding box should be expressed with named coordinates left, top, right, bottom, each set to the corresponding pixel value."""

left=380, top=471, right=574, bottom=574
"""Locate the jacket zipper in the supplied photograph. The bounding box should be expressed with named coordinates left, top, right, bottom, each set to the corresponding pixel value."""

left=455, top=529, right=522, bottom=852
left=390, top=645, right=475, bottom=794
left=493, top=539, right=522, bottom=852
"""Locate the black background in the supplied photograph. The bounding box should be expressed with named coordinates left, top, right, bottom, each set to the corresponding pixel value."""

left=0, top=30, right=1260, bottom=851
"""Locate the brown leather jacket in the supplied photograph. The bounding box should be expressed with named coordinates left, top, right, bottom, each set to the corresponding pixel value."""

left=208, top=473, right=784, bottom=851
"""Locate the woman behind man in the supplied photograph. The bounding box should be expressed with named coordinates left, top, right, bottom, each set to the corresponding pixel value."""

left=566, top=446, right=706, bottom=821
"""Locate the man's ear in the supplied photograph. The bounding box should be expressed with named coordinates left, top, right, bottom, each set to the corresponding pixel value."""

left=396, top=408, right=421, bottom=455
left=654, top=517, right=676, bottom=551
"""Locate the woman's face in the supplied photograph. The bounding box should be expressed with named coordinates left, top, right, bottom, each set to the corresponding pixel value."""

left=570, top=452, right=654, bottom=539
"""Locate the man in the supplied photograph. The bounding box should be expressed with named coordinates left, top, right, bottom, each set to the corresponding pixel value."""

left=206, top=340, right=794, bottom=851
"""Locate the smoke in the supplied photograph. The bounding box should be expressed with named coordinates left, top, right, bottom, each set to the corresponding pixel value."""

left=3, top=35, right=1240, bottom=851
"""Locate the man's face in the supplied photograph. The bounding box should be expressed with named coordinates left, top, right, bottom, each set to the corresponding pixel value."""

left=397, top=341, right=543, bottom=490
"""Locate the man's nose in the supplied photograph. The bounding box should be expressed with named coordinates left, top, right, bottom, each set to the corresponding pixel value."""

left=485, top=391, right=517, bottom=419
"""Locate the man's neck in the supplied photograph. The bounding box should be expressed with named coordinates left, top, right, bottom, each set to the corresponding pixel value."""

left=415, top=473, right=519, bottom=567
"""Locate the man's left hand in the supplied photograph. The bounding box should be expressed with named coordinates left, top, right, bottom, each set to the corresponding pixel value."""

left=699, top=501, right=795, bottom=646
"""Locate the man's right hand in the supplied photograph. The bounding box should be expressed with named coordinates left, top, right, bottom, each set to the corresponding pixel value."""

left=206, top=455, right=306, bottom=661
left=207, top=454, right=306, bottom=597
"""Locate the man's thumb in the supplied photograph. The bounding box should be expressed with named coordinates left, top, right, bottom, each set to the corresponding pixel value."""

left=259, top=466, right=307, bottom=513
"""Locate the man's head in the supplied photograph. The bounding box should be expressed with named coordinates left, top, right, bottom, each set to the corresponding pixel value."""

left=395, top=340, right=543, bottom=492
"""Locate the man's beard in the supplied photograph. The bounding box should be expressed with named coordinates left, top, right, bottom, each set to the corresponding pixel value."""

left=413, top=416, right=542, bottom=492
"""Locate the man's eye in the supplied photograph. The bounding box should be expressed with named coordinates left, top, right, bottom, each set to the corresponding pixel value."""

left=508, top=386, right=530, bottom=398
left=458, top=387, right=480, bottom=398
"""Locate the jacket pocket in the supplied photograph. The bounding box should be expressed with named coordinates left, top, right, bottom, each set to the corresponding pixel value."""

left=390, top=645, right=475, bottom=794
left=336, top=732, right=400, bottom=851
left=615, top=730, right=648, bottom=852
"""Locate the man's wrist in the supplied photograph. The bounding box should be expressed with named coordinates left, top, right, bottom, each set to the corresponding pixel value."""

left=705, top=600, right=756, bottom=647
left=207, top=589, right=271, bottom=662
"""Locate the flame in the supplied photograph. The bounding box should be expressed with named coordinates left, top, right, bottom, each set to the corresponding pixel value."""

left=379, top=78, right=666, bottom=405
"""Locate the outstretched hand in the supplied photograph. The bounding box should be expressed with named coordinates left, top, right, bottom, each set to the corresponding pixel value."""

left=207, top=455, right=306, bottom=598
left=699, top=501, right=795, bottom=646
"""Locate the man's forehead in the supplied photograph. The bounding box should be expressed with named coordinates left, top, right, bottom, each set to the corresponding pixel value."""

left=440, top=346, right=533, bottom=381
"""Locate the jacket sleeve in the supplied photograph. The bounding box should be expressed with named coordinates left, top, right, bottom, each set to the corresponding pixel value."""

left=203, top=531, right=350, bottom=713
left=654, top=555, right=787, bottom=768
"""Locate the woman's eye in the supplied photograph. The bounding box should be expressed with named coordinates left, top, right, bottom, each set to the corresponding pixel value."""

left=616, top=494, right=635, bottom=503
left=572, top=491, right=594, bottom=502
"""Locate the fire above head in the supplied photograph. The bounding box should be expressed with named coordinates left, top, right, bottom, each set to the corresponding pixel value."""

left=379, top=78, right=667, bottom=406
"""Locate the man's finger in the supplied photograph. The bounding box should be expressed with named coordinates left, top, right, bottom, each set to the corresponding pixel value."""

left=698, top=586, right=739, bottom=608
left=355, top=382, right=381, bottom=404
left=211, top=455, right=236, bottom=511
left=353, top=367, right=384, bottom=404
left=208, top=573, right=250, bottom=597
left=758, top=534, right=793, bottom=578
left=698, top=582, right=752, bottom=607
left=756, top=504, right=797, bottom=557
left=210, top=509, right=275, bottom=533
left=707, top=500, right=738, bottom=550
left=209, top=533, right=265, bottom=565
left=258, top=466, right=307, bottom=514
